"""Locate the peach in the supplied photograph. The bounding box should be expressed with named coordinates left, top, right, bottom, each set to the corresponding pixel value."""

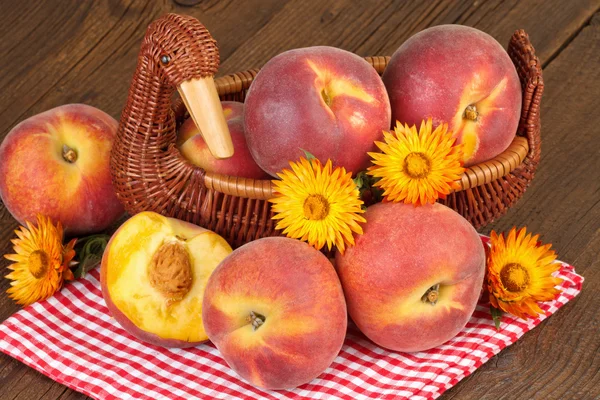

left=100, top=211, right=232, bottom=348
left=0, top=104, right=124, bottom=235
left=177, top=101, right=269, bottom=179
left=202, top=237, right=347, bottom=389
left=335, top=202, right=485, bottom=352
left=382, top=25, right=522, bottom=166
left=244, top=46, right=391, bottom=176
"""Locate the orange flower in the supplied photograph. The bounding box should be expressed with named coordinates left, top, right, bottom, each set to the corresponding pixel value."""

left=368, top=118, right=464, bottom=206
left=486, top=227, right=563, bottom=320
left=4, top=215, right=76, bottom=306
left=270, top=157, right=365, bottom=253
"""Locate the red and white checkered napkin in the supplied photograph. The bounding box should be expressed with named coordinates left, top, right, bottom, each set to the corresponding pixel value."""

left=0, top=236, right=584, bottom=400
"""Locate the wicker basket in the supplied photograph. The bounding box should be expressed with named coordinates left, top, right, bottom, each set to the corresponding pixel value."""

left=111, top=14, right=543, bottom=249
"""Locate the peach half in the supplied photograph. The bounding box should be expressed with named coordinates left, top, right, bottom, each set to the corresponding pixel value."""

left=100, top=211, right=232, bottom=348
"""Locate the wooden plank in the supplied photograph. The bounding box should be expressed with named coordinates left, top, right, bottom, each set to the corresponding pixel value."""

left=368, top=0, right=600, bottom=67
left=443, top=12, right=600, bottom=399
left=0, top=201, right=12, bottom=222
left=0, top=0, right=156, bottom=139
left=0, top=354, right=82, bottom=400
left=0, top=0, right=287, bottom=139
left=0, top=220, right=20, bottom=321
left=1, top=0, right=597, bottom=144
left=217, top=0, right=600, bottom=73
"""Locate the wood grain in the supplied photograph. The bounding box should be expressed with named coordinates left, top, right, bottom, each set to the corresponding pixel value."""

left=0, top=0, right=287, bottom=139
left=216, top=0, right=600, bottom=73
left=0, top=1, right=598, bottom=399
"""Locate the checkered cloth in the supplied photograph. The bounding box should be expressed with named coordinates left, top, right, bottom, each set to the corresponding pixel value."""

left=0, top=236, right=583, bottom=400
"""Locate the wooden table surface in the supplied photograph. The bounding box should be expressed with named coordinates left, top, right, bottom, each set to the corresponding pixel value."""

left=1, top=1, right=599, bottom=399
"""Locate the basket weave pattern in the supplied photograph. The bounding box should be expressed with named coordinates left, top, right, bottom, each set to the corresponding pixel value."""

left=111, top=15, right=543, bottom=248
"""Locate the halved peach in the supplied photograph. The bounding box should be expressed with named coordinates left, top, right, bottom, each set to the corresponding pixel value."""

left=100, top=211, right=232, bottom=348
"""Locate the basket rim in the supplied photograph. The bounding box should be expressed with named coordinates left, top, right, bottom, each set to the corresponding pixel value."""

left=202, top=134, right=529, bottom=201
left=199, top=55, right=530, bottom=201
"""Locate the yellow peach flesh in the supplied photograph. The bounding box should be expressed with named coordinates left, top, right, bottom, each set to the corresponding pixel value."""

left=106, top=212, right=232, bottom=342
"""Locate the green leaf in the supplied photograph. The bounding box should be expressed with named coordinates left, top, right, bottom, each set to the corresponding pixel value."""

left=353, top=171, right=384, bottom=207
left=353, top=171, right=366, bottom=189
left=491, top=306, right=503, bottom=330
left=73, top=234, right=110, bottom=279
left=300, top=148, right=317, bottom=162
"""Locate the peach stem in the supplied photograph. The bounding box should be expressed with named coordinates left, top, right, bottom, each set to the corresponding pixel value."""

left=247, top=311, right=265, bottom=331
left=464, top=105, right=479, bottom=121
left=62, top=145, right=78, bottom=163
left=421, top=284, right=440, bottom=305
left=321, top=88, right=332, bottom=107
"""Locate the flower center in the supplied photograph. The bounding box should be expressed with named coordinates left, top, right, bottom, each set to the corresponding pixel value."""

left=303, top=194, right=330, bottom=220
left=28, top=250, right=49, bottom=279
left=403, top=152, right=432, bottom=179
left=500, top=262, right=530, bottom=292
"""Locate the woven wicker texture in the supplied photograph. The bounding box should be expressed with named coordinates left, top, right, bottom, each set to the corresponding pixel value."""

left=111, top=14, right=543, bottom=248
left=110, top=13, right=219, bottom=225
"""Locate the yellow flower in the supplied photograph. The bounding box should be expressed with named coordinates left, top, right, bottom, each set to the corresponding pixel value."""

left=5, top=215, right=76, bottom=306
left=270, top=157, right=365, bottom=253
left=367, top=118, right=465, bottom=206
left=487, top=227, right=563, bottom=320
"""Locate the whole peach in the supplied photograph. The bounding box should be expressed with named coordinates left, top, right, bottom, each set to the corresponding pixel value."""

left=244, top=46, right=391, bottom=176
left=202, top=237, right=347, bottom=389
left=178, top=101, right=269, bottom=179
left=382, top=25, right=522, bottom=166
left=335, top=202, right=485, bottom=352
left=0, top=104, right=124, bottom=235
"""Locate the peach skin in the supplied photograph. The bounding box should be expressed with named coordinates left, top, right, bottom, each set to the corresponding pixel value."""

left=0, top=104, right=124, bottom=235
left=244, top=46, right=391, bottom=176
left=335, top=202, right=486, bottom=352
left=382, top=25, right=522, bottom=166
left=202, top=237, right=347, bottom=389
left=178, top=101, right=269, bottom=179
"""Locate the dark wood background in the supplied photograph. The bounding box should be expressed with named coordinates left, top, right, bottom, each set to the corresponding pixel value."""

left=1, top=0, right=599, bottom=399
